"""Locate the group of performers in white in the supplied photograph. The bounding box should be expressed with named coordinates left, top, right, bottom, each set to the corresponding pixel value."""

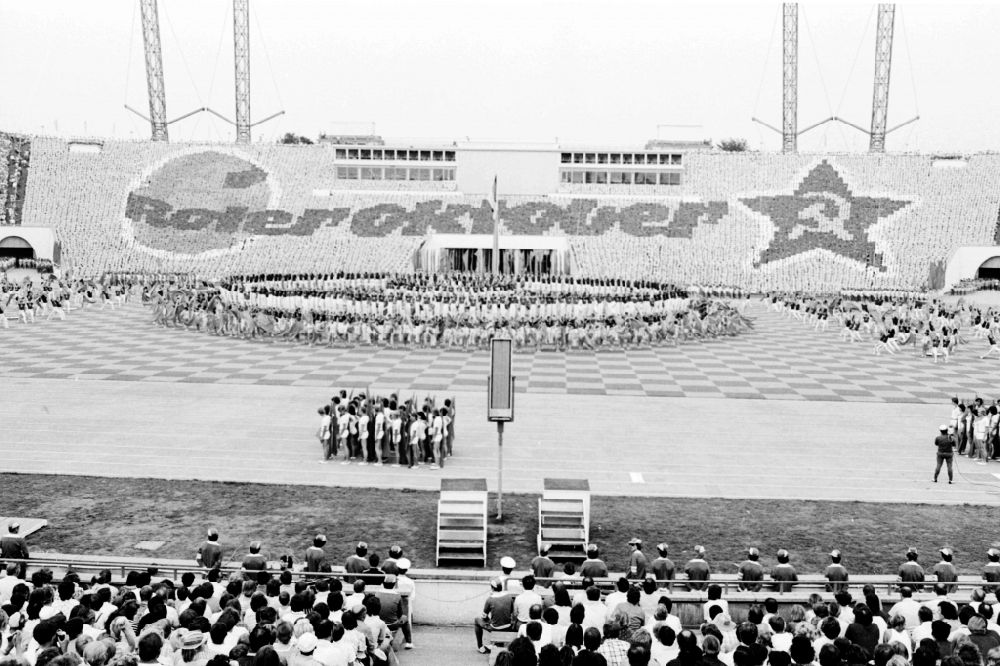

left=144, top=272, right=754, bottom=349
left=768, top=291, right=1000, bottom=362
left=0, top=273, right=128, bottom=327
left=317, top=389, right=456, bottom=469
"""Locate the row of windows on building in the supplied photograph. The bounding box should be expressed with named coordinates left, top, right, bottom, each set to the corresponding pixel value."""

left=336, top=166, right=456, bottom=181
left=333, top=148, right=457, bottom=162
left=560, top=152, right=683, bottom=166
left=560, top=170, right=682, bottom=185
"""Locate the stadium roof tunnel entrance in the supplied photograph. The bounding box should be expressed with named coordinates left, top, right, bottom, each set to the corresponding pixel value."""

left=978, top=256, right=1000, bottom=280
left=415, top=233, right=571, bottom=275
left=0, top=234, right=35, bottom=259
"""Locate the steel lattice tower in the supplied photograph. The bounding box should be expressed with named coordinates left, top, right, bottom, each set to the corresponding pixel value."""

left=869, top=4, right=895, bottom=152
left=139, top=0, right=169, bottom=141
left=233, top=0, right=251, bottom=144
left=782, top=3, right=798, bottom=153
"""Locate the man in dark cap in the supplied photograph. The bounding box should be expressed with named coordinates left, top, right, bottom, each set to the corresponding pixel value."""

left=824, top=550, right=849, bottom=593
left=737, top=547, right=764, bottom=592
left=580, top=544, right=609, bottom=578
left=899, top=548, right=925, bottom=591
left=934, top=424, right=955, bottom=484
left=651, top=543, right=675, bottom=590
left=771, top=549, right=798, bottom=592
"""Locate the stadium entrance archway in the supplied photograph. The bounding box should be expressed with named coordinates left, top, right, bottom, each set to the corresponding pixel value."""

left=0, top=235, right=35, bottom=259
left=415, top=234, right=570, bottom=275
left=978, top=256, right=1000, bottom=280
left=0, top=228, right=59, bottom=264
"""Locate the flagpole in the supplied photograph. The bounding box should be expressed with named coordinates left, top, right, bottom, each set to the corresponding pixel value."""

left=491, top=175, right=500, bottom=276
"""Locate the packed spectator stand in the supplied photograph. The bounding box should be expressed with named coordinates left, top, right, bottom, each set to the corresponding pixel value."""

left=5, top=532, right=1000, bottom=666
left=7, top=135, right=1000, bottom=292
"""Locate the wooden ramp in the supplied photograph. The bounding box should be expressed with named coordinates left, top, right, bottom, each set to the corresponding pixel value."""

left=538, top=478, right=590, bottom=563
left=436, top=478, right=487, bottom=566
left=0, top=517, right=48, bottom=537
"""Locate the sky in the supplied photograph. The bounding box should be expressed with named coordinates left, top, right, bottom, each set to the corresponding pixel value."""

left=0, top=1, right=997, bottom=153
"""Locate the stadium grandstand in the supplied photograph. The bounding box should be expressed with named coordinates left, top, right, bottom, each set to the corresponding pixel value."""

left=3, top=132, right=1000, bottom=291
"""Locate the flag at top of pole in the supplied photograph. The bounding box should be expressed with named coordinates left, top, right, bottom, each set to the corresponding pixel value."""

left=489, top=175, right=500, bottom=275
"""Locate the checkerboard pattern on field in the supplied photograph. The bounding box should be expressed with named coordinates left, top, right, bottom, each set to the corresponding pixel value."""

left=2, top=302, right=999, bottom=403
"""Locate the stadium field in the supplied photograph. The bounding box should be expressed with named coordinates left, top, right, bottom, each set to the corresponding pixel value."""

left=3, top=300, right=1000, bottom=508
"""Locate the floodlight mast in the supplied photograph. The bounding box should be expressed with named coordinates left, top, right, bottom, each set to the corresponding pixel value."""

left=139, top=0, right=168, bottom=141
left=869, top=4, right=895, bottom=152
left=782, top=3, right=797, bottom=153
left=233, top=0, right=251, bottom=144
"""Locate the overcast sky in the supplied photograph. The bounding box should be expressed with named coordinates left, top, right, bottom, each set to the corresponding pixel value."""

left=0, top=1, right=996, bottom=152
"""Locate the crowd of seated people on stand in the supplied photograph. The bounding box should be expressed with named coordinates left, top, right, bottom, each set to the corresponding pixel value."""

left=145, top=272, right=753, bottom=350
left=477, top=543, right=1000, bottom=666
left=0, top=534, right=423, bottom=666
left=5, top=528, right=1000, bottom=666
left=315, top=389, right=455, bottom=470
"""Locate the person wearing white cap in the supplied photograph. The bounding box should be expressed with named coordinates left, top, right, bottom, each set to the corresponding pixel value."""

left=498, top=556, right=522, bottom=593
left=983, top=548, right=1000, bottom=593
left=627, top=538, right=648, bottom=580
left=305, top=535, right=328, bottom=573
left=0, top=523, right=29, bottom=579
left=291, top=632, right=324, bottom=666
left=580, top=545, right=609, bottom=579
left=771, top=549, right=798, bottom=593
left=241, top=541, right=266, bottom=575
left=824, top=550, right=849, bottom=593
left=345, top=542, right=368, bottom=583
left=684, top=546, right=710, bottom=591
left=932, top=547, right=958, bottom=593
left=737, top=547, right=764, bottom=592
left=898, top=548, right=925, bottom=591
left=530, top=544, right=556, bottom=587
left=934, top=423, right=955, bottom=483
left=395, top=558, right=416, bottom=649
left=195, top=528, right=222, bottom=571
left=651, top=544, right=675, bottom=590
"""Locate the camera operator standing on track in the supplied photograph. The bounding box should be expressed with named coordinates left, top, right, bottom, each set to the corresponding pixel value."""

left=933, top=423, right=955, bottom=484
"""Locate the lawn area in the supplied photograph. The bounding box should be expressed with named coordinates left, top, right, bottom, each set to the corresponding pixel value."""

left=3, top=472, right=997, bottom=576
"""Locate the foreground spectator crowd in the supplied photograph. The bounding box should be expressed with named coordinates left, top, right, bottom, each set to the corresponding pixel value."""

left=148, top=272, right=753, bottom=350
left=471, top=543, right=1000, bottom=665
left=0, top=535, right=419, bottom=666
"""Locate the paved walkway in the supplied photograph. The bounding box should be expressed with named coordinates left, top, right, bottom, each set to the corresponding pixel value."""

left=3, top=302, right=1000, bottom=504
